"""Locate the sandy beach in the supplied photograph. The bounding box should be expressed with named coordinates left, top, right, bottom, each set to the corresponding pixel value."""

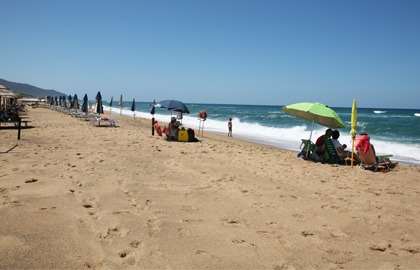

left=1, top=107, right=419, bottom=269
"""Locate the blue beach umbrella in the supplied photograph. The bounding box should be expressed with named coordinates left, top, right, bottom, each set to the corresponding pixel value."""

left=81, top=94, right=88, bottom=113
left=131, top=98, right=136, bottom=119
left=95, top=91, right=103, bottom=116
left=156, top=99, right=190, bottom=114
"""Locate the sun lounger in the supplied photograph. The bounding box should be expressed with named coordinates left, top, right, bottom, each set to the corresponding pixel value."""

left=355, top=134, right=398, bottom=171
left=91, top=117, right=118, bottom=127
left=0, top=113, right=31, bottom=127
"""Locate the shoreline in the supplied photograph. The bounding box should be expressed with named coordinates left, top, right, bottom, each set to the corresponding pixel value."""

left=1, top=107, right=419, bottom=269
left=109, top=108, right=419, bottom=167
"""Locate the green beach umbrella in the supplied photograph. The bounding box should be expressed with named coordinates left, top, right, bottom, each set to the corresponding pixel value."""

left=282, top=102, right=345, bottom=157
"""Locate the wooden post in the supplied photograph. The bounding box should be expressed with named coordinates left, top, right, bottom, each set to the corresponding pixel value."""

left=17, top=119, right=21, bottom=140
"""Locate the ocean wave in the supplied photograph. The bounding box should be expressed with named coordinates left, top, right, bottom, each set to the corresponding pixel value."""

left=374, top=110, right=386, bottom=114
left=415, top=113, right=420, bottom=117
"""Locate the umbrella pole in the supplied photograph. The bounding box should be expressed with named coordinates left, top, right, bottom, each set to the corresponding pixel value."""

left=351, top=135, right=355, bottom=168
left=305, top=120, right=314, bottom=159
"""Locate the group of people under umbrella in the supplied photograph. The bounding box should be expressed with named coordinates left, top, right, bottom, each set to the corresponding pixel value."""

left=282, top=101, right=397, bottom=170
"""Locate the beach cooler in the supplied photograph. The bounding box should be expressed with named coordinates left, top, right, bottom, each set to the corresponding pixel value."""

left=178, top=129, right=189, bottom=142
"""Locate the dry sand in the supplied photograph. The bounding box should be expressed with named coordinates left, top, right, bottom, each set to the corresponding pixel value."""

left=1, top=107, right=419, bottom=269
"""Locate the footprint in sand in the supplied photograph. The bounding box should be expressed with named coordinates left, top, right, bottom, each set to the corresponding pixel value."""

left=231, top=237, right=257, bottom=248
left=322, top=249, right=354, bottom=265
left=82, top=197, right=97, bottom=209
left=117, top=240, right=144, bottom=266
left=220, top=217, right=247, bottom=227
left=99, top=226, right=129, bottom=244
left=147, top=217, right=162, bottom=237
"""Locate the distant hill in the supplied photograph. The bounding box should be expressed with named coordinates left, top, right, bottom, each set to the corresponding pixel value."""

left=0, top=78, right=67, bottom=98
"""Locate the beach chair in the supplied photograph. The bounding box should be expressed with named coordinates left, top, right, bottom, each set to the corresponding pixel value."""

left=322, top=136, right=341, bottom=164
left=91, top=117, right=118, bottom=127
left=298, top=139, right=315, bottom=159
left=356, top=145, right=397, bottom=171
left=355, top=134, right=398, bottom=171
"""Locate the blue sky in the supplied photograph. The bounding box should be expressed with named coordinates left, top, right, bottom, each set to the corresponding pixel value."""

left=1, top=0, right=419, bottom=108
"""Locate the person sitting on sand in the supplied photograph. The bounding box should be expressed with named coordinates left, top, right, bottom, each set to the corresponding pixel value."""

left=331, top=129, right=360, bottom=162
left=166, top=117, right=178, bottom=141
left=312, top=128, right=333, bottom=161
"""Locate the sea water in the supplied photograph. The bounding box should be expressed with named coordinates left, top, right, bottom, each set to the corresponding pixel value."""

left=104, top=101, right=420, bottom=166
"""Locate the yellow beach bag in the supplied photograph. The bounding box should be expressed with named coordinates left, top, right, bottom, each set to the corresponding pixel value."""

left=178, top=129, right=189, bottom=142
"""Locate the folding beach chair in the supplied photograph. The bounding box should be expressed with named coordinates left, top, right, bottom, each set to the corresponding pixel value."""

left=355, top=134, right=398, bottom=171
left=322, top=136, right=341, bottom=164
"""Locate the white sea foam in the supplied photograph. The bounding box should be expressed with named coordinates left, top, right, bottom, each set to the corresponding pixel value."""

left=415, top=113, right=420, bottom=117
left=374, top=110, right=386, bottom=114
left=105, top=106, right=420, bottom=165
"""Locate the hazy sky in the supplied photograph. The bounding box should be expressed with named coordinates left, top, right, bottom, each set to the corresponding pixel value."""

left=1, top=0, right=419, bottom=108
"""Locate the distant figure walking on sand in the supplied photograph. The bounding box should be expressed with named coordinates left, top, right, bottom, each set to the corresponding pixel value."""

left=228, top=118, right=233, bottom=137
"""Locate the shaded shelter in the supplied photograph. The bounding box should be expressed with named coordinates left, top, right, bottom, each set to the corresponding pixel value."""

left=0, top=85, right=22, bottom=112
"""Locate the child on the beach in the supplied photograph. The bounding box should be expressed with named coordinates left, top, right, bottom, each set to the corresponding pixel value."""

left=228, top=118, right=232, bottom=137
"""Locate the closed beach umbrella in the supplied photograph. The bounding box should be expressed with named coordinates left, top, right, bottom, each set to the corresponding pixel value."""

left=68, top=95, right=72, bottom=109
left=282, top=102, right=345, bottom=156
left=131, top=98, right=136, bottom=119
left=81, top=94, right=88, bottom=113
left=73, top=94, right=79, bottom=111
left=350, top=99, right=357, bottom=168
left=119, top=94, right=123, bottom=116
left=109, top=96, right=113, bottom=114
left=95, top=91, right=103, bottom=116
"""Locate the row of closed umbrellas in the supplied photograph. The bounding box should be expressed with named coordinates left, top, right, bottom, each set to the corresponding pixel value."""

left=47, top=93, right=101, bottom=115
left=49, top=91, right=191, bottom=119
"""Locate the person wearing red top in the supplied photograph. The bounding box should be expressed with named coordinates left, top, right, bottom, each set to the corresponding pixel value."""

left=312, top=129, right=333, bottom=161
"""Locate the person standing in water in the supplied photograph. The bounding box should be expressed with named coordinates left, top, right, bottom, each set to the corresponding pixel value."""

left=228, top=118, right=232, bottom=137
